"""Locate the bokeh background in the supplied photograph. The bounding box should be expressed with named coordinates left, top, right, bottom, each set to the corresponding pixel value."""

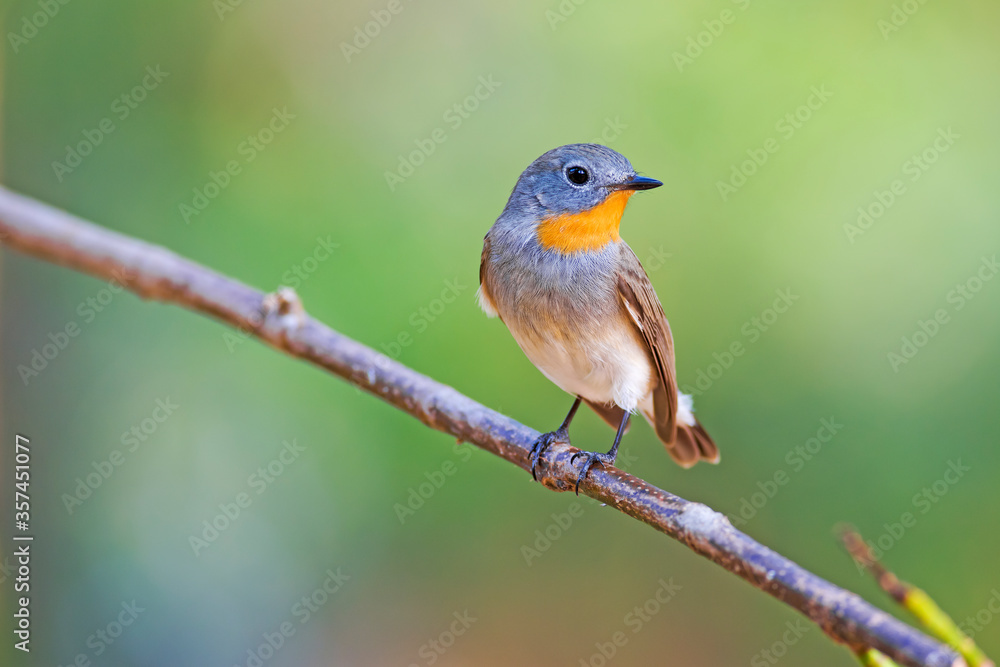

left=2, top=1, right=998, bottom=665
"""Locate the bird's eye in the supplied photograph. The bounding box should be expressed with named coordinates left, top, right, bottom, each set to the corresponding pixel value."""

left=566, top=166, right=590, bottom=185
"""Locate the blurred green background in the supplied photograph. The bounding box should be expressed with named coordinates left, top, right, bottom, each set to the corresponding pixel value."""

left=2, top=0, right=998, bottom=665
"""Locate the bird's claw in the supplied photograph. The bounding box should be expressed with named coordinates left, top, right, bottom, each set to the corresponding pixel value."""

left=529, top=429, right=568, bottom=481
left=570, top=450, right=615, bottom=495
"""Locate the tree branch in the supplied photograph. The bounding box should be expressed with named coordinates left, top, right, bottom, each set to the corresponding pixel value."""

left=0, top=186, right=964, bottom=667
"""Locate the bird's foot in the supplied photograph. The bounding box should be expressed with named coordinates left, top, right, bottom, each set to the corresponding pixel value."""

left=529, top=428, right=569, bottom=481
left=570, top=450, right=616, bottom=495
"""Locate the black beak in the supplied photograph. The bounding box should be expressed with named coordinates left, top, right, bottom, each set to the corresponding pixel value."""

left=613, top=175, right=663, bottom=191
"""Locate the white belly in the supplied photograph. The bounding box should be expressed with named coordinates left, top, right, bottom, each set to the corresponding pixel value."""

left=505, top=316, right=699, bottom=429
left=508, top=317, right=653, bottom=413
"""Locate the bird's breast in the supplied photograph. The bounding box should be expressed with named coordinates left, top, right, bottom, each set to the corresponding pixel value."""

left=483, top=238, right=653, bottom=409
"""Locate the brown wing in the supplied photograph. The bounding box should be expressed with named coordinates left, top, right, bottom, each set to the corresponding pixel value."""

left=616, top=247, right=718, bottom=467
left=616, top=249, right=679, bottom=443
left=478, top=234, right=501, bottom=319
left=479, top=234, right=490, bottom=287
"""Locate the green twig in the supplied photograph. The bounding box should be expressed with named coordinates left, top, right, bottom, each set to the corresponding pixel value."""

left=840, top=526, right=993, bottom=667
left=858, top=648, right=903, bottom=667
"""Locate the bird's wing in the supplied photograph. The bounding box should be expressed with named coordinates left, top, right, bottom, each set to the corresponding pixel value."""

left=616, top=246, right=717, bottom=466
left=479, top=234, right=491, bottom=287
left=615, top=246, right=679, bottom=446
left=478, top=234, right=500, bottom=318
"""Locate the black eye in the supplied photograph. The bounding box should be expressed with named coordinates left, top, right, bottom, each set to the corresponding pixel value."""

left=566, top=166, right=590, bottom=185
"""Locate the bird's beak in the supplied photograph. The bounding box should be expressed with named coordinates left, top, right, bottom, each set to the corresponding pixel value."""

left=611, top=175, right=663, bottom=192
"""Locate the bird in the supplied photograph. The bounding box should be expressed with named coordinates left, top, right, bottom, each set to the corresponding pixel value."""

left=477, top=144, right=718, bottom=493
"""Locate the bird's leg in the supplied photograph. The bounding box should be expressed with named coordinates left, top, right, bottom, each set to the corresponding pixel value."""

left=530, top=396, right=582, bottom=480
left=571, top=410, right=631, bottom=494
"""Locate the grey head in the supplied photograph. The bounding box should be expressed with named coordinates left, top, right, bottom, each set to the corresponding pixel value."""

left=500, top=143, right=662, bottom=220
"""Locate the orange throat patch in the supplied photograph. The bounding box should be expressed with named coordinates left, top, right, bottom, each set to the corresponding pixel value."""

left=536, top=190, right=634, bottom=254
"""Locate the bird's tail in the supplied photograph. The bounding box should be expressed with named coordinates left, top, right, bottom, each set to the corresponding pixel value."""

left=663, top=419, right=719, bottom=468
left=587, top=397, right=720, bottom=469
left=653, top=392, right=720, bottom=468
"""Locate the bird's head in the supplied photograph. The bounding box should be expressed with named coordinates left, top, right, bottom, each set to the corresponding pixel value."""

left=501, top=144, right=661, bottom=254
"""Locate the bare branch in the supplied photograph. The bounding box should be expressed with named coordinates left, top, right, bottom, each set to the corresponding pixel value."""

left=0, top=186, right=965, bottom=667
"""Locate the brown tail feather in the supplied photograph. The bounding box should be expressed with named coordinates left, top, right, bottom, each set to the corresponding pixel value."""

left=642, top=404, right=719, bottom=468
left=589, top=399, right=719, bottom=469
left=668, top=420, right=720, bottom=468
left=583, top=399, right=631, bottom=434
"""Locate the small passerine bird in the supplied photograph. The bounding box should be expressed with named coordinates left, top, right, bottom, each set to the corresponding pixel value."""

left=478, top=144, right=718, bottom=492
